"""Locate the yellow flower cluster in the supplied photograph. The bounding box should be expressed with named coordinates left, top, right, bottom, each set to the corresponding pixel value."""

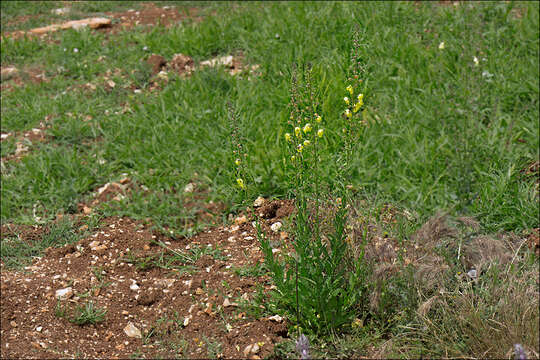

left=285, top=112, right=324, bottom=162
left=343, top=84, right=364, bottom=117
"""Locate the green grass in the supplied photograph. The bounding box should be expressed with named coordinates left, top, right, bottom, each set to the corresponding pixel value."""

left=2, top=1, right=537, bottom=235
left=70, top=301, right=107, bottom=325
left=0, top=218, right=85, bottom=269
left=1, top=1, right=538, bottom=356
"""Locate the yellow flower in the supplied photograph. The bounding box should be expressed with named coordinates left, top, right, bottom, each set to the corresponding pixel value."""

left=236, top=178, right=245, bottom=189
left=235, top=158, right=241, bottom=166
left=302, top=123, right=312, bottom=133
left=285, top=133, right=292, bottom=142
left=353, top=102, right=362, bottom=113
left=346, top=84, right=353, bottom=95
left=345, top=109, right=352, bottom=118
left=317, top=129, right=324, bottom=138
left=290, top=155, right=295, bottom=161
left=294, top=127, right=301, bottom=137
left=438, top=41, right=445, bottom=49
left=344, top=97, right=350, bottom=105
left=357, top=93, right=364, bottom=102
left=315, top=115, right=322, bottom=123
left=297, top=144, right=303, bottom=152
left=303, top=140, right=310, bottom=146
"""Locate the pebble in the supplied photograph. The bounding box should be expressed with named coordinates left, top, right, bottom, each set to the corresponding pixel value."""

left=253, top=196, right=265, bottom=207
left=55, top=287, right=73, bottom=300
left=267, top=314, right=283, bottom=322
left=123, top=322, right=142, bottom=338
left=184, top=183, right=195, bottom=193
left=243, top=343, right=260, bottom=356
left=235, top=215, right=248, bottom=225
left=270, top=222, right=282, bottom=232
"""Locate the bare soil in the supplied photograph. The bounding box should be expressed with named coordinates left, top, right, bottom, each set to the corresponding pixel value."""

left=1, top=200, right=294, bottom=359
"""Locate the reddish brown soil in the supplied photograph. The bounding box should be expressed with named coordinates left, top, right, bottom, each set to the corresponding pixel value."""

left=101, top=3, right=201, bottom=34
left=0, top=120, right=52, bottom=163
left=0, top=66, right=49, bottom=92
left=1, top=3, right=201, bottom=40
left=0, top=200, right=293, bottom=359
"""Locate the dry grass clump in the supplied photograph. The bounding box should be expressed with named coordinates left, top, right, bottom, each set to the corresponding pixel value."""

left=341, top=206, right=538, bottom=358
left=408, top=265, right=539, bottom=359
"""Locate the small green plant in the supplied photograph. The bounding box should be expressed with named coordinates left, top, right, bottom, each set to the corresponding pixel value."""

left=55, top=300, right=68, bottom=319
left=231, top=32, right=372, bottom=336
left=70, top=301, right=107, bottom=326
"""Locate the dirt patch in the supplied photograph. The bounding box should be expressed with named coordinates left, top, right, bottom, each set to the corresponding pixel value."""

left=102, top=3, right=202, bottom=34
left=2, top=3, right=201, bottom=40
left=0, top=208, right=293, bottom=359
left=0, top=65, right=49, bottom=92
left=0, top=119, right=52, bottom=163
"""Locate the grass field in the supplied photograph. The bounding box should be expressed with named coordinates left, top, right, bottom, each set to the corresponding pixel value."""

left=1, top=1, right=538, bottom=358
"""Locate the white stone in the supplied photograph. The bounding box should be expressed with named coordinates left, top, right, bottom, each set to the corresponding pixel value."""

left=253, top=196, right=265, bottom=207
left=270, top=222, right=282, bottom=232
left=55, top=287, right=73, bottom=300
left=123, top=322, right=142, bottom=338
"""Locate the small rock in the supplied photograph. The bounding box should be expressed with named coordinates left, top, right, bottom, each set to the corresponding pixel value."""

left=183, top=315, right=191, bottom=327
left=223, top=298, right=235, bottom=307
left=235, top=215, right=248, bottom=225
left=1, top=67, right=18, bottom=81
left=467, top=269, right=477, bottom=279
left=55, top=287, right=73, bottom=300
left=200, top=55, right=234, bottom=68
left=106, top=80, right=116, bottom=88
left=83, top=206, right=92, bottom=215
left=122, top=310, right=129, bottom=315
left=243, top=343, right=260, bottom=356
left=51, top=7, right=70, bottom=15
left=10, top=321, right=17, bottom=327
left=267, top=314, right=283, bottom=322
left=105, top=331, right=114, bottom=342
left=272, top=248, right=280, bottom=254
left=184, top=182, right=195, bottom=193
left=130, top=282, right=140, bottom=291
left=244, top=236, right=254, bottom=241
left=123, top=322, right=142, bottom=338
left=253, top=196, right=265, bottom=207
left=270, top=222, right=282, bottom=232
left=36, top=326, right=43, bottom=332
left=143, top=244, right=150, bottom=251
left=195, top=287, right=204, bottom=295
left=157, top=70, right=168, bottom=81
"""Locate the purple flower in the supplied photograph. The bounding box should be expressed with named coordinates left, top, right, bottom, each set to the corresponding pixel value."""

left=296, top=334, right=310, bottom=360
left=515, top=344, right=527, bottom=360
